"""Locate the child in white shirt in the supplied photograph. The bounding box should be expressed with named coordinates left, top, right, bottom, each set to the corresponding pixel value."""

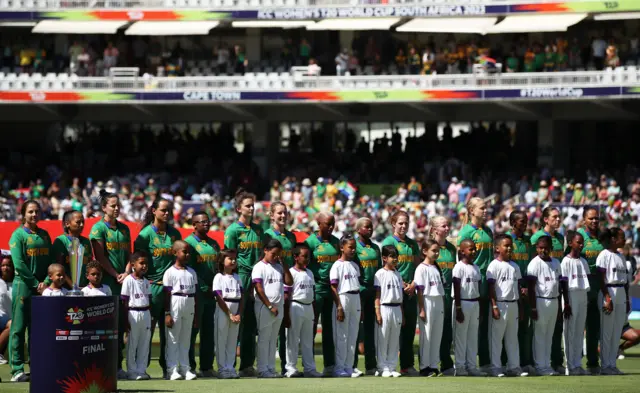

left=330, top=234, right=361, bottom=378
left=81, top=261, right=112, bottom=297
left=42, top=264, right=68, bottom=297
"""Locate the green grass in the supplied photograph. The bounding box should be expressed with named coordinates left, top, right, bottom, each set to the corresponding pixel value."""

left=2, top=331, right=640, bottom=392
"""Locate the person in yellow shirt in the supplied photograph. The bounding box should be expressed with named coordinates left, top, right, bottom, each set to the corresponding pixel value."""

left=408, top=177, right=422, bottom=202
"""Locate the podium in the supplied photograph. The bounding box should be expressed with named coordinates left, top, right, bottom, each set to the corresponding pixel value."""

left=30, top=296, right=119, bottom=393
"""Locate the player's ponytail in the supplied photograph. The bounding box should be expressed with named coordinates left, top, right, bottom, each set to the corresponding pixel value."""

left=141, top=197, right=172, bottom=228
left=99, top=189, right=118, bottom=209
left=463, top=197, right=484, bottom=227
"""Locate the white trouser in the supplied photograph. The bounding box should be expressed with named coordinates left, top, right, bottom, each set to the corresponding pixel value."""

left=166, top=296, right=195, bottom=373
left=255, top=299, right=283, bottom=375
left=418, top=296, right=444, bottom=370
left=490, top=301, right=520, bottom=372
left=533, top=297, right=558, bottom=371
left=127, top=309, right=151, bottom=376
left=375, top=304, right=402, bottom=373
left=562, top=290, right=587, bottom=370
left=599, top=287, right=627, bottom=369
left=333, top=293, right=361, bottom=374
left=454, top=299, right=480, bottom=371
left=215, top=301, right=240, bottom=374
left=286, top=301, right=316, bottom=373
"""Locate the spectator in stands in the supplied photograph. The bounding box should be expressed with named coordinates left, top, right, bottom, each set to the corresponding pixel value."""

left=592, top=35, right=608, bottom=70
left=103, top=42, right=119, bottom=76
left=569, top=38, right=582, bottom=70
left=421, top=47, right=435, bottom=75
left=335, top=49, right=349, bottom=76
left=524, top=47, right=536, bottom=72
left=395, top=48, right=407, bottom=74
left=506, top=50, right=519, bottom=73
left=606, top=45, right=621, bottom=69
left=234, top=45, right=247, bottom=74
left=544, top=45, right=556, bottom=72
left=556, top=46, right=569, bottom=71
left=408, top=47, right=421, bottom=75
left=299, top=39, right=311, bottom=66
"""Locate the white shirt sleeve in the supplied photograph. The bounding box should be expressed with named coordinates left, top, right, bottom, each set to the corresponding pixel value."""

left=527, top=259, right=538, bottom=279
left=514, top=263, right=522, bottom=280
left=413, top=266, right=425, bottom=289
left=596, top=252, right=607, bottom=270
left=329, top=264, right=339, bottom=284
left=104, top=285, right=112, bottom=296
left=486, top=262, right=496, bottom=281
left=373, top=272, right=381, bottom=289
left=251, top=263, right=264, bottom=284
left=162, top=269, right=173, bottom=290
left=121, top=277, right=131, bottom=298
left=212, top=274, right=221, bottom=293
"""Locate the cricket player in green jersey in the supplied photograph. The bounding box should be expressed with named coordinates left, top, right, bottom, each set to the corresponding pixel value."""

left=506, top=211, right=534, bottom=373
left=262, top=202, right=295, bottom=374
left=530, top=207, right=565, bottom=373
left=186, top=211, right=220, bottom=377
left=134, top=198, right=182, bottom=378
left=90, top=191, right=132, bottom=378
left=305, top=212, right=340, bottom=376
left=8, top=200, right=52, bottom=382
left=224, top=190, right=263, bottom=377
left=381, top=211, right=420, bottom=376
left=457, top=197, right=493, bottom=370
left=353, top=217, right=380, bottom=375
left=428, top=215, right=457, bottom=375
left=572, top=207, right=604, bottom=374
left=52, top=210, right=92, bottom=288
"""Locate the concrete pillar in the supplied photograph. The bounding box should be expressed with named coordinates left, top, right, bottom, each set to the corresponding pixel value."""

left=251, top=120, right=277, bottom=180
left=246, top=28, right=261, bottom=64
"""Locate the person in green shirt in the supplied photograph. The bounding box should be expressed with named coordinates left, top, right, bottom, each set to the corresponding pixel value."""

left=543, top=45, right=557, bottom=72
left=428, top=215, right=456, bottom=375
left=572, top=207, right=604, bottom=374
left=353, top=217, right=380, bottom=375
left=8, top=200, right=52, bottom=382
left=134, top=197, right=182, bottom=379
left=505, top=211, right=534, bottom=374
left=262, top=202, right=295, bottom=375
left=52, top=210, right=92, bottom=288
left=456, top=197, right=493, bottom=370
left=530, top=206, right=565, bottom=373
left=305, top=211, right=340, bottom=375
left=223, top=189, right=263, bottom=377
left=506, top=51, right=519, bottom=73
left=186, top=211, right=220, bottom=377
left=381, top=210, right=420, bottom=376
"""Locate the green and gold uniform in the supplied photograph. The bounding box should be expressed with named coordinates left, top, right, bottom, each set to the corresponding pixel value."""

left=134, top=224, right=181, bottom=373
left=572, top=227, right=604, bottom=369
left=263, top=227, right=297, bottom=373
left=186, top=233, right=220, bottom=373
left=531, top=229, right=564, bottom=369
left=305, top=233, right=340, bottom=371
left=381, top=235, right=420, bottom=371
left=89, top=219, right=130, bottom=371
left=507, top=231, right=534, bottom=367
left=51, top=234, right=92, bottom=287
left=457, top=224, right=493, bottom=367
left=9, top=226, right=52, bottom=377
left=354, top=235, right=381, bottom=371
left=224, top=220, right=263, bottom=371
left=437, top=240, right=457, bottom=371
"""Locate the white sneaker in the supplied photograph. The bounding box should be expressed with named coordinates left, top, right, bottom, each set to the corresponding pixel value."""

left=304, top=370, right=323, bottom=378
left=352, top=368, right=364, bottom=377
left=489, top=370, right=505, bottom=378
left=467, top=368, right=487, bottom=377
left=285, top=370, right=303, bottom=378
left=381, top=370, right=392, bottom=378
left=454, top=368, right=468, bottom=376
left=0, top=355, right=7, bottom=365
left=401, top=367, right=419, bottom=376
left=185, top=371, right=197, bottom=380
left=365, top=368, right=377, bottom=376
left=441, top=368, right=456, bottom=376
left=239, top=367, right=257, bottom=377
left=170, top=370, right=184, bottom=380
left=117, top=369, right=129, bottom=380
left=618, top=350, right=626, bottom=360
left=11, top=372, right=30, bottom=382
left=390, top=371, right=402, bottom=378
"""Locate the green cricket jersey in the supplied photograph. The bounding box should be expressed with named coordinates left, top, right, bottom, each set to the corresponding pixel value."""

left=531, top=229, right=564, bottom=260
left=305, top=233, right=340, bottom=289
left=381, top=235, right=420, bottom=283
left=355, top=235, right=381, bottom=288
left=263, top=227, right=297, bottom=268
left=224, top=221, right=263, bottom=276
left=89, top=219, right=131, bottom=274
left=185, top=233, right=220, bottom=293
left=9, top=226, right=52, bottom=289
left=51, top=235, right=92, bottom=286
left=134, top=225, right=182, bottom=283
left=507, top=231, right=533, bottom=275
left=437, top=241, right=457, bottom=289
left=576, top=228, right=604, bottom=272
left=457, top=224, right=493, bottom=274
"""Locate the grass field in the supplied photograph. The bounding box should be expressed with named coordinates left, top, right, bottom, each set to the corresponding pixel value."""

left=1, top=331, right=640, bottom=392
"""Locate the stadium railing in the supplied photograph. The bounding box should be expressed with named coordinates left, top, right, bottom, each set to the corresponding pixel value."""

left=0, top=68, right=638, bottom=91
left=0, top=0, right=600, bottom=9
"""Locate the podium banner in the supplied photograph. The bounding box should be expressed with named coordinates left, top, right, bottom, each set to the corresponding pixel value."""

left=30, top=296, right=119, bottom=393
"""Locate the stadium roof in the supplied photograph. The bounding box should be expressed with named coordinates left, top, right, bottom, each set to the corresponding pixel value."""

left=485, top=14, right=587, bottom=34
left=124, top=21, right=219, bottom=35
left=396, top=17, right=498, bottom=34
left=32, top=21, right=127, bottom=34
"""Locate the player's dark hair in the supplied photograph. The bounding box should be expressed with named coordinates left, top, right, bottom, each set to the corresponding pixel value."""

left=292, top=243, right=310, bottom=258
left=99, top=189, right=119, bottom=208
left=458, top=239, right=476, bottom=260
left=234, top=188, right=256, bottom=215
left=381, top=245, right=399, bottom=259
left=142, top=197, right=173, bottom=228
left=264, top=238, right=283, bottom=251
left=509, top=210, right=527, bottom=227
left=420, top=238, right=438, bottom=253
left=389, top=210, right=409, bottom=226
left=566, top=230, right=582, bottom=245
left=599, top=227, right=624, bottom=248
left=583, top=206, right=599, bottom=219
left=130, top=250, right=149, bottom=263
left=86, top=260, right=102, bottom=273
left=535, top=235, right=552, bottom=247
left=542, top=206, right=559, bottom=222
left=217, top=248, right=238, bottom=274
left=494, top=233, right=512, bottom=249
left=20, top=199, right=41, bottom=224
left=339, top=233, right=355, bottom=248
left=192, top=211, right=209, bottom=221
left=62, top=210, right=83, bottom=233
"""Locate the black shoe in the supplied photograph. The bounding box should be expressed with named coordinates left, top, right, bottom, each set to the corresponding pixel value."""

left=419, top=368, right=436, bottom=377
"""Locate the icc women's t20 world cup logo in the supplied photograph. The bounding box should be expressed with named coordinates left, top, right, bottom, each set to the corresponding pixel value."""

left=65, top=307, right=85, bottom=325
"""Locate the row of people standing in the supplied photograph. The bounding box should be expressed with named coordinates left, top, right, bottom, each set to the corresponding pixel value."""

left=4, top=190, right=618, bottom=381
